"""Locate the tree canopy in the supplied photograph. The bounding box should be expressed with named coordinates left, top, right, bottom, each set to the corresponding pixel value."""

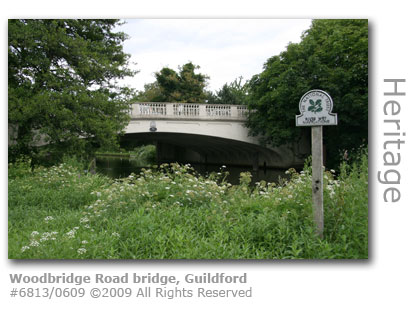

left=246, top=19, right=368, bottom=167
left=135, top=62, right=209, bottom=103
left=206, top=76, right=248, bottom=105
left=8, top=19, right=136, bottom=163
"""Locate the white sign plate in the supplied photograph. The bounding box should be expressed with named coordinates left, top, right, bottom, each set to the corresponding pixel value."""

left=296, top=90, right=337, bottom=126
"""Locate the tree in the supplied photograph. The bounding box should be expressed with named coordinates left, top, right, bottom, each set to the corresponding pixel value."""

left=246, top=19, right=368, bottom=167
left=206, top=76, right=248, bottom=105
left=135, top=62, right=209, bottom=103
left=8, top=19, right=136, bottom=164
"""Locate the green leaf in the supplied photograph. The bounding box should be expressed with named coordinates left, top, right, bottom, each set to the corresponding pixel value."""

left=8, top=19, right=137, bottom=163
left=246, top=19, right=368, bottom=168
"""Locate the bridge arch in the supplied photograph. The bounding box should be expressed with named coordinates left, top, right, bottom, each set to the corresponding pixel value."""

left=123, top=103, right=308, bottom=168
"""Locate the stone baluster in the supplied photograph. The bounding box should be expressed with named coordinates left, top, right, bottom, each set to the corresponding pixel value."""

left=132, top=103, right=140, bottom=117
left=166, top=103, right=173, bottom=116
left=199, top=104, right=206, bottom=117
left=231, top=105, right=238, bottom=118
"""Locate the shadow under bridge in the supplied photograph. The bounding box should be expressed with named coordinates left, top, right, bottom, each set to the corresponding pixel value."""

left=121, top=132, right=288, bottom=170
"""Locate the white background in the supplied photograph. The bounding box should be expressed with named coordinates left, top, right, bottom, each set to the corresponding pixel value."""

left=2, top=1, right=408, bottom=319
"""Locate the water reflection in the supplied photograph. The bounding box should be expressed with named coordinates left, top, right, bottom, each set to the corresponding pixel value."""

left=96, top=156, right=289, bottom=184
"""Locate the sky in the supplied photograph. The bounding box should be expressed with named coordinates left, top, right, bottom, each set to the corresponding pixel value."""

left=116, top=19, right=312, bottom=93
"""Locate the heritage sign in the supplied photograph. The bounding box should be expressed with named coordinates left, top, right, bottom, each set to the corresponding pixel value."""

left=296, top=89, right=338, bottom=238
left=296, top=90, right=337, bottom=126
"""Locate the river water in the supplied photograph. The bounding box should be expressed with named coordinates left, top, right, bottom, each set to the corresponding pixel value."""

left=96, top=156, right=289, bottom=185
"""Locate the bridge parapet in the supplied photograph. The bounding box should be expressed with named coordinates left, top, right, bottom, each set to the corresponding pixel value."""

left=131, top=102, right=248, bottom=120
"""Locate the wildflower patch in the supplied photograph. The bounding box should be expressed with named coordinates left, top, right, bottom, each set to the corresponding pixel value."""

left=8, top=156, right=368, bottom=259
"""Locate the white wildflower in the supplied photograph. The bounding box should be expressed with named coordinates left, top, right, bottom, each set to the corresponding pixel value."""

left=66, top=230, right=76, bottom=239
left=44, top=216, right=54, bottom=222
left=77, top=248, right=87, bottom=255
left=21, top=246, right=30, bottom=252
left=30, top=240, right=40, bottom=247
left=80, top=217, right=89, bottom=224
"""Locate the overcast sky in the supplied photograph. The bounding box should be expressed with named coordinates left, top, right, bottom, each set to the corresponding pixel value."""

left=117, top=19, right=312, bottom=92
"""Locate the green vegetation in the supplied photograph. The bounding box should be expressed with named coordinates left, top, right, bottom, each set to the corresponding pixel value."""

left=8, top=19, right=368, bottom=260
left=134, top=62, right=209, bottom=103
left=8, top=19, right=136, bottom=164
left=246, top=19, right=368, bottom=168
left=135, top=63, right=249, bottom=105
left=9, top=152, right=367, bottom=259
left=96, top=145, right=156, bottom=167
left=206, top=76, right=249, bottom=105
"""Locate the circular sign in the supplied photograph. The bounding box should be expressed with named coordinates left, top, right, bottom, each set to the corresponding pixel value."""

left=296, top=90, right=337, bottom=126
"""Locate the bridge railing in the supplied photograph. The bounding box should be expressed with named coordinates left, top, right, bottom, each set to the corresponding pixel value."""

left=130, top=102, right=248, bottom=120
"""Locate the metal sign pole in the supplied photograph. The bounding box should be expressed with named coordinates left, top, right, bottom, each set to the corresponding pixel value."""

left=311, top=126, right=324, bottom=238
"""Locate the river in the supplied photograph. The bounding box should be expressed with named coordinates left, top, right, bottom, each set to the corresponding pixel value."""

left=96, top=156, right=289, bottom=185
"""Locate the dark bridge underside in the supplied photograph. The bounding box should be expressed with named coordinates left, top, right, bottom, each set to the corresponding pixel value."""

left=121, top=132, right=293, bottom=169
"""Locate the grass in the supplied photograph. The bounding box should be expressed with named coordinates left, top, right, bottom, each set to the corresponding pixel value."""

left=8, top=152, right=368, bottom=259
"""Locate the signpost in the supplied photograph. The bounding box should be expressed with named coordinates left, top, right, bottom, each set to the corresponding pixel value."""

left=296, top=90, right=337, bottom=238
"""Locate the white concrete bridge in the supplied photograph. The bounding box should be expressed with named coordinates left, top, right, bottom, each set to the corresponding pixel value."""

left=124, top=102, right=308, bottom=169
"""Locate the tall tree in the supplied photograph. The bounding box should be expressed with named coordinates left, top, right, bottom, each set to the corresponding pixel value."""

left=206, top=76, right=248, bottom=105
left=135, top=62, right=209, bottom=103
left=8, top=19, right=136, bottom=163
left=246, top=19, right=368, bottom=167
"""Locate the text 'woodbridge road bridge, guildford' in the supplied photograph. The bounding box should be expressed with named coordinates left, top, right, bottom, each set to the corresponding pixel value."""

left=124, top=102, right=309, bottom=170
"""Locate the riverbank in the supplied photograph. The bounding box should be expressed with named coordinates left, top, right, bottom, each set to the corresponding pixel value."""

left=96, top=144, right=156, bottom=162
left=8, top=153, right=368, bottom=259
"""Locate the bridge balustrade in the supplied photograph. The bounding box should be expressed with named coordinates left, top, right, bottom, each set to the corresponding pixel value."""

left=173, top=104, right=200, bottom=117
left=206, top=105, right=231, bottom=117
left=237, top=106, right=248, bottom=117
left=131, top=102, right=247, bottom=120
left=137, top=102, right=167, bottom=116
